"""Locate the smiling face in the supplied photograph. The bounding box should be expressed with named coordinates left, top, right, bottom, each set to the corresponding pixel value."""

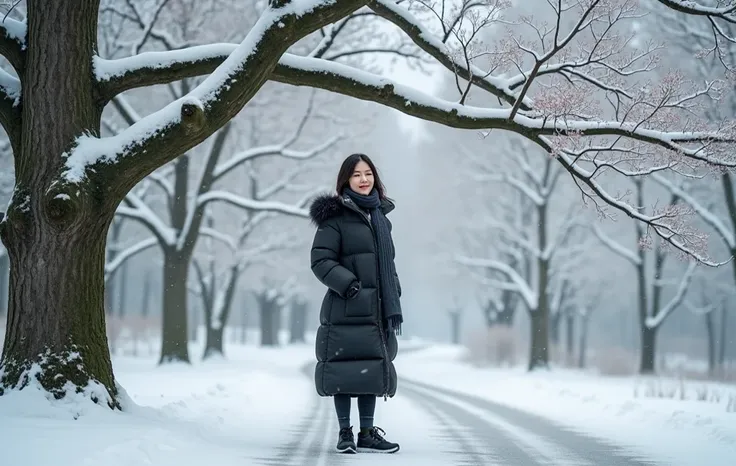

left=348, top=160, right=374, bottom=195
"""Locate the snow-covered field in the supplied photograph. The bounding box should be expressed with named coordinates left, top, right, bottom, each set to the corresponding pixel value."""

left=0, top=339, right=734, bottom=465
left=397, top=345, right=736, bottom=466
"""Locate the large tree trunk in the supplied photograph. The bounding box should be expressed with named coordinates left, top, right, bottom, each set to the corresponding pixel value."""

left=159, top=248, right=191, bottom=363
left=0, top=0, right=118, bottom=407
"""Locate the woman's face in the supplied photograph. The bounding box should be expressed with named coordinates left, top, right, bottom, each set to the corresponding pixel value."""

left=349, top=160, right=374, bottom=195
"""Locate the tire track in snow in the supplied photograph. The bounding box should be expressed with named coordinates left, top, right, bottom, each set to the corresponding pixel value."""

left=402, top=383, right=540, bottom=465
left=253, top=388, right=322, bottom=466
left=404, top=378, right=661, bottom=466
left=403, top=385, right=502, bottom=465
left=299, top=396, right=333, bottom=466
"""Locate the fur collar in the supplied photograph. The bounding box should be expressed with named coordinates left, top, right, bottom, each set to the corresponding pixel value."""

left=308, top=193, right=395, bottom=226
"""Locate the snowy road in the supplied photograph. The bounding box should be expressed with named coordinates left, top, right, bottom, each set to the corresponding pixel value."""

left=252, top=361, right=659, bottom=466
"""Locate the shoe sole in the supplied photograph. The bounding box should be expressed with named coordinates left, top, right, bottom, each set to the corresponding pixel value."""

left=336, top=446, right=357, bottom=454
left=357, top=446, right=400, bottom=454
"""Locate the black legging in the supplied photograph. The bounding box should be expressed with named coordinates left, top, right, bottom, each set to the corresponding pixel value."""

left=334, top=394, right=376, bottom=429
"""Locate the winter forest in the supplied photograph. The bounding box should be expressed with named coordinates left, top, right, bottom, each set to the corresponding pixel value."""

left=0, top=0, right=735, bottom=464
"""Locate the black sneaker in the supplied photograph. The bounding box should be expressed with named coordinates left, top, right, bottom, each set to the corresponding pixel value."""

left=336, top=426, right=356, bottom=454
left=357, top=427, right=400, bottom=453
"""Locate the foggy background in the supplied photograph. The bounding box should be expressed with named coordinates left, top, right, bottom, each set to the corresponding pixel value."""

left=0, top=0, right=733, bottom=380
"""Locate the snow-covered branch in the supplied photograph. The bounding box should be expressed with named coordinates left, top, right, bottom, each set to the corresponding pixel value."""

left=645, top=260, right=698, bottom=329
left=68, top=0, right=366, bottom=194
left=366, top=0, right=529, bottom=109
left=0, top=68, right=21, bottom=149
left=455, top=254, right=537, bottom=310
left=104, top=237, right=158, bottom=281
left=197, top=191, right=309, bottom=218
left=656, top=0, right=736, bottom=23
left=116, top=191, right=176, bottom=246
left=0, top=16, right=26, bottom=72
left=652, top=173, right=735, bottom=249
left=592, top=222, right=642, bottom=266
left=214, top=137, right=341, bottom=181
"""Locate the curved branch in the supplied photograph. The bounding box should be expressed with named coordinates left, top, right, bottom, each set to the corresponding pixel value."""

left=0, top=17, right=26, bottom=73
left=104, top=237, right=158, bottom=282
left=0, top=70, right=21, bottom=152
left=197, top=191, right=309, bottom=218
left=74, top=0, right=367, bottom=197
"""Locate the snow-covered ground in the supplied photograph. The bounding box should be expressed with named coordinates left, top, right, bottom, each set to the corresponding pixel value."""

left=396, top=345, right=736, bottom=466
left=0, top=339, right=734, bottom=465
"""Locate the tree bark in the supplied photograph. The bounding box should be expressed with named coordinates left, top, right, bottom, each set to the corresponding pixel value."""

left=159, top=248, right=190, bottom=363
left=203, top=325, right=225, bottom=359
left=639, top=326, right=657, bottom=374
left=528, top=203, right=550, bottom=371
left=704, top=311, right=716, bottom=375
left=0, top=0, right=119, bottom=407
left=0, top=251, right=8, bottom=318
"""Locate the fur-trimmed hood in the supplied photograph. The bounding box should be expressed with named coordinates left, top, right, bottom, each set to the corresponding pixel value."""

left=309, top=193, right=395, bottom=226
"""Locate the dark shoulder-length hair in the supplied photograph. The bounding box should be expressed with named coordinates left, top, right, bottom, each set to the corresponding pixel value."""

left=335, top=153, right=388, bottom=199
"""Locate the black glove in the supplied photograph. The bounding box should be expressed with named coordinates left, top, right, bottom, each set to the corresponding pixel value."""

left=346, top=280, right=361, bottom=299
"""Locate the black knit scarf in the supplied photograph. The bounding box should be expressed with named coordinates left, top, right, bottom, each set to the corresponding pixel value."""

left=344, top=188, right=403, bottom=335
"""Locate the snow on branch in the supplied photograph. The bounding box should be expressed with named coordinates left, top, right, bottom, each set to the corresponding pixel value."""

left=104, top=237, right=158, bottom=282
left=652, top=173, right=735, bottom=249
left=212, top=95, right=343, bottom=181
left=197, top=191, right=309, bottom=218
left=0, top=16, right=26, bottom=72
left=366, top=0, right=529, bottom=109
left=0, top=67, right=20, bottom=148
left=549, top=138, right=723, bottom=265
left=591, top=222, right=642, bottom=266
left=645, top=259, right=697, bottom=329
left=66, top=0, right=366, bottom=192
left=454, top=254, right=537, bottom=310
left=269, top=55, right=736, bottom=157
left=115, top=191, right=176, bottom=246
left=657, top=0, right=736, bottom=22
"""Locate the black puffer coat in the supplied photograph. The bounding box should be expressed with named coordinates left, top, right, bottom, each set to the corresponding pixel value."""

left=309, top=193, right=400, bottom=398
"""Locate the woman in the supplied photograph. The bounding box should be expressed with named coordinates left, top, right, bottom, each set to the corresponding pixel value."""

left=309, top=153, right=403, bottom=454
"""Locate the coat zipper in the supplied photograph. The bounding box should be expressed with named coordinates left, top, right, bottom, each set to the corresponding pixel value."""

left=345, top=199, right=390, bottom=400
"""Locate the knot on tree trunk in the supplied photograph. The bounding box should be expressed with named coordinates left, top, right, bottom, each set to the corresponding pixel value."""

left=45, top=182, right=82, bottom=226
left=379, top=84, right=395, bottom=98
left=181, top=100, right=205, bottom=134
left=269, top=0, right=291, bottom=8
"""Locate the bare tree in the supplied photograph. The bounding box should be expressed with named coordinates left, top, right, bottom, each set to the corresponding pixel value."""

left=256, top=277, right=297, bottom=347
left=456, top=135, right=589, bottom=370
left=0, top=0, right=733, bottom=407
left=684, top=274, right=731, bottom=377
left=192, top=214, right=300, bottom=359
left=593, top=179, right=697, bottom=373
